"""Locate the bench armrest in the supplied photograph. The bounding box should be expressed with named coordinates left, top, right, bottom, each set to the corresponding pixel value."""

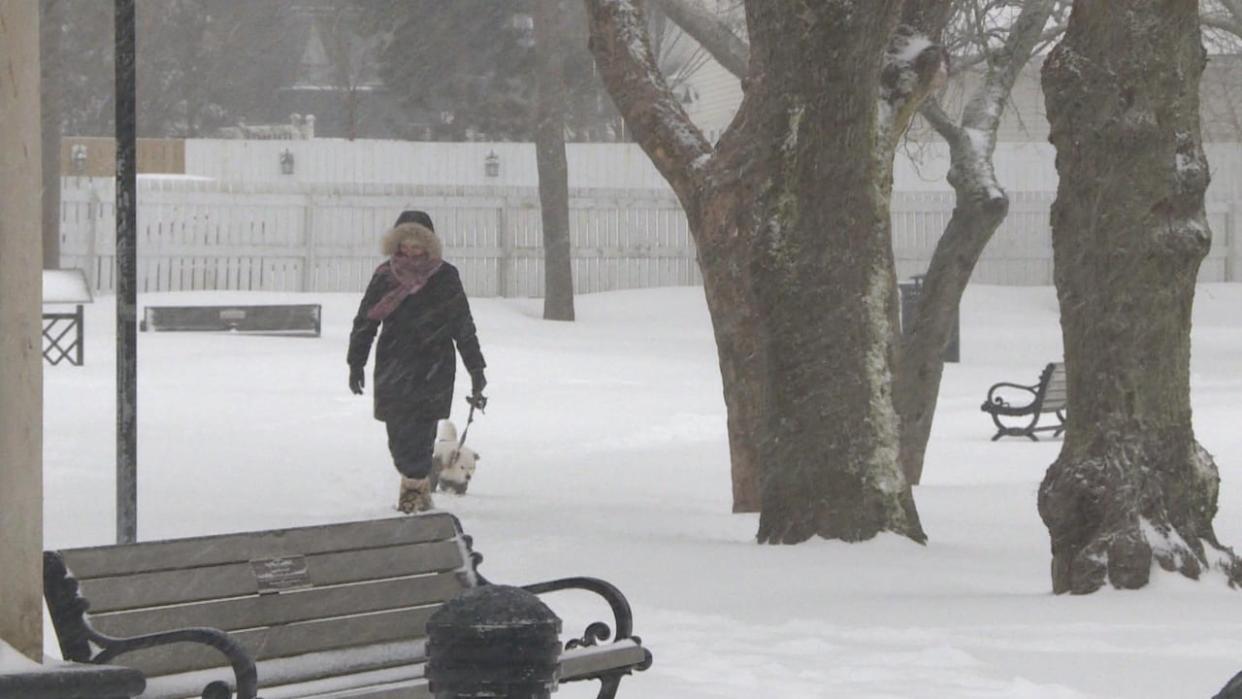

left=44, top=551, right=258, bottom=699
left=521, top=577, right=639, bottom=648
left=981, top=381, right=1038, bottom=412
left=91, top=627, right=258, bottom=699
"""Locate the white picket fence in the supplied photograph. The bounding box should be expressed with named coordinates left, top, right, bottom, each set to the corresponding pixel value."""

left=59, top=177, right=1239, bottom=297
left=59, top=179, right=700, bottom=297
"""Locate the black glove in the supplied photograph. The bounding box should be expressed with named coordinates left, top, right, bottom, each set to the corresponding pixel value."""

left=470, top=369, right=487, bottom=398
left=349, top=365, right=365, bottom=395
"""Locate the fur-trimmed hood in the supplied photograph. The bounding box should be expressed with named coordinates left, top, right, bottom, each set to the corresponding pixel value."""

left=381, top=222, right=443, bottom=259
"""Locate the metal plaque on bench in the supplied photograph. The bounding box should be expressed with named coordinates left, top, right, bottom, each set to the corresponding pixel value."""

left=250, top=555, right=312, bottom=594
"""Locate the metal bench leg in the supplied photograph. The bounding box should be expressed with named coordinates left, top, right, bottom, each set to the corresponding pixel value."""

left=594, top=674, right=623, bottom=699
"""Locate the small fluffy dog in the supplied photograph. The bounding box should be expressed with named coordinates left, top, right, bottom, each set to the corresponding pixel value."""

left=430, top=419, right=479, bottom=494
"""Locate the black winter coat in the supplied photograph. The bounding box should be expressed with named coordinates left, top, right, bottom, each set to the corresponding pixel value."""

left=348, top=262, right=485, bottom=422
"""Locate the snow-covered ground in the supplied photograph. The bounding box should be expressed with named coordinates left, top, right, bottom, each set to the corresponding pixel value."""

left=42, top=283, right=1242, bottom=698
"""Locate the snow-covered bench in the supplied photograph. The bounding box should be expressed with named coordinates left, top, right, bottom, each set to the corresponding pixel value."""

left=140, top=304, right=322, bottom=337
left=42, top=268, right=93, bottom=366
left=980, top=361, right=1067, bottom=441
left=43, top=513, right=652, bottom=698
left=0, top=643, right=146, bottom=699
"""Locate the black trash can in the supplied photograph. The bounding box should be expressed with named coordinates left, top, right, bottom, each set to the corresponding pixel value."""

left=898, top=275, right=960, bottom=363
left=427, top=585, right=563, bottom=698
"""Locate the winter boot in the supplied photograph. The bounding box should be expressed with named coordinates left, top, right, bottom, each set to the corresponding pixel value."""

left=397, top=477, right=434, bottom=514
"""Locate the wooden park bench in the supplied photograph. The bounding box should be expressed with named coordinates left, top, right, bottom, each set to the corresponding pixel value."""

left=140, top=304, right=322, bottom=337
left=980, top=362, right=1067, bottom=441
left=44, top=513, right=652, bottom=699
left=42, top=268, right=93, bottom=366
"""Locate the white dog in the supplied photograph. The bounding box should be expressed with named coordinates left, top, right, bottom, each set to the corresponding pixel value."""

left=430, top=419, right=479, bottom=494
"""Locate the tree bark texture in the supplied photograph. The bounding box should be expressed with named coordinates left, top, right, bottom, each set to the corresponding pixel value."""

left=651, top=0, right=960, bottom=501
left=536, top=0, right=576, bottom=322
left=587, top=0, right=946, bottom=540
left=896, top=0, right=1057, bottom=486
left=1040, top=0, right=1242, bottom=593
left=40, top=0, right=63, bottom=269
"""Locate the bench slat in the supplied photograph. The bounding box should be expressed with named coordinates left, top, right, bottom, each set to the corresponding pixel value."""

left=123, top=607, right=439, bottom=678
left=92, top=573, right=468, bottom=637
left=142, top=641, right=649, bottom=698
left=286, top=680, right=430, bottom=699
left=140, top=640, right=427, bottom=699
left=262, top=668, right=428, bottom=699
left=81, top=541, right=465, bottom=613
left=58, top=515, right=459, bottom=579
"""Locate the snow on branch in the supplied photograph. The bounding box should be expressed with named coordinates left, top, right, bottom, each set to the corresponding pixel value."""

left=586, top=0, right=713, bottom=201
left=878, top=26, right=949, bottom=150
left=960, top=0, right=1058, bottom=133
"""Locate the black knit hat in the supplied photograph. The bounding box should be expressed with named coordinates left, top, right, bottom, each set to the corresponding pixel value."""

left=394, top=210, right=435, bottom=231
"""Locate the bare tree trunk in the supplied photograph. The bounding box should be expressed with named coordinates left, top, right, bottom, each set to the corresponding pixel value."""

left=1040, top=0, right=1242, bottom=593
left=588, top=0, right=946, bottom=541
left=40, top=0, right=63, bottom=269
left=895, top=0, right=1058, bottom=486
left=536, top=0, right=575, bottom=322
left=893, top=182, right=1007, bottom=484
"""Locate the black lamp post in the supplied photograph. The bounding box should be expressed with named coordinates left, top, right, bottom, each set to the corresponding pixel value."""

left=114, top=0, right=138, bottom=545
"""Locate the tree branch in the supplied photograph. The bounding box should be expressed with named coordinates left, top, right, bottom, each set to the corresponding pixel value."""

left=1218, top=0, right=1242, bottom=26
left=961, top=0, right=1058, bottom=133
left=585, top=0, right=713, bottom=201
left=920, top=97, right=962, bottom=142
left=950, top=21, right=1065, bottom=76
left=879, top=21, right=952, bottom=152
left=648, top=0, right=749, bottom=79
left=1201, top=12, right=1242, bottom=38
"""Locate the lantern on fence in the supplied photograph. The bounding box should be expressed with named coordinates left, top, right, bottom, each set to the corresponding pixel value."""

left=70, top=143, right=88, bottom=174
left=484, top=150, right=500, bottom=178
left=279, top=149, right=295, bottom=175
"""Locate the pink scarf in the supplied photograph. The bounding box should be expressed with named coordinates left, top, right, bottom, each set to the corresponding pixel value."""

left=366, top=254, right=444, bottom=321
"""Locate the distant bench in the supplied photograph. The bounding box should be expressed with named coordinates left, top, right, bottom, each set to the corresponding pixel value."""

left=980, top=361, right=1067, bottom=441
left=140, top=304, right=322, bottom=337
left=42, top=269, right=93, bottom=367
left=44, top=513, right=652, bottom=699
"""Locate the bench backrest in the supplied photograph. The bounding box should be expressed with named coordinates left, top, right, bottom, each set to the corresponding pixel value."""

left=141, top=304, right=322, bottom=336
left=1040, top=362, right=1067, bottom=412
left=45, top=514, right=476, bottom=680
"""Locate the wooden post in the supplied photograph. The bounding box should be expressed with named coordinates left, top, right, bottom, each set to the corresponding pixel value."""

left=0, top=0, right=46, bottom=661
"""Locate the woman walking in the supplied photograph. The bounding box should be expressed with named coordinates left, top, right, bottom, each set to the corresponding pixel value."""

left=348, top=210, right=487, bottom=513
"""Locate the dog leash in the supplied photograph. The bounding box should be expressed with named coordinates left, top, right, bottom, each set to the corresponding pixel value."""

left=447, top=394, right=486, bottom=468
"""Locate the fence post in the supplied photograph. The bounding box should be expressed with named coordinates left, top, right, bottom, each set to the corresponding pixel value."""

left=1230, top=202, right=1241, bottom=283
left=302, top=193, right=316, bottom=292
left=86, top=183, right=101, bottom=292
left=497, top=203, right=514, bottom=298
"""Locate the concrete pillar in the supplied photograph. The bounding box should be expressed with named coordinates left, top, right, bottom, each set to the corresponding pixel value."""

left=0, top=0, right=46, bottom=661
